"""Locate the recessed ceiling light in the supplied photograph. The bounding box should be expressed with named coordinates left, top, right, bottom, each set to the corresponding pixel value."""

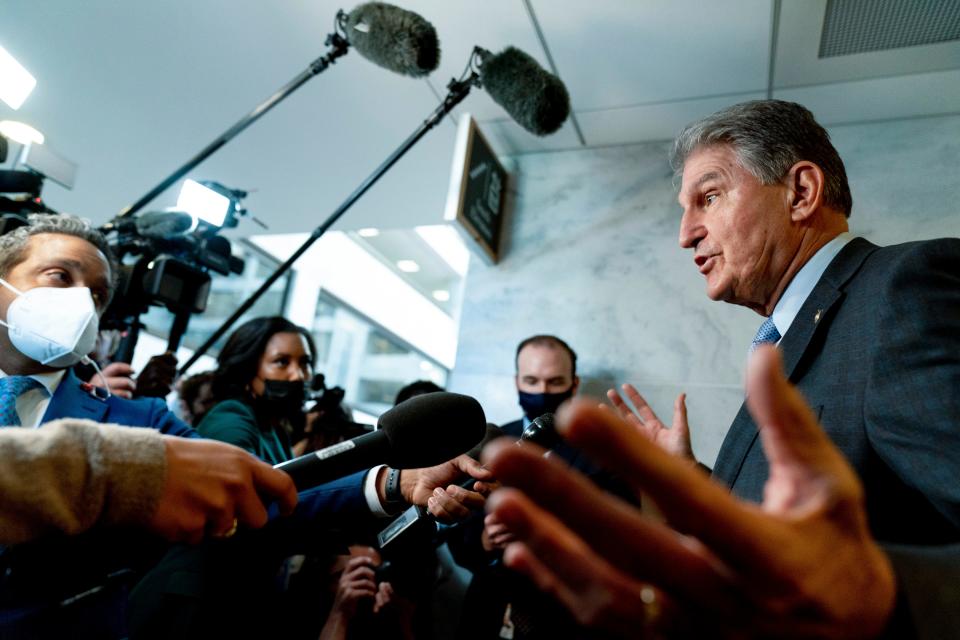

left=432, top=289, right=450, bottom=302
left=397, top=259, right=420, bottom=272
left=358, top=227, right=379, bottom=237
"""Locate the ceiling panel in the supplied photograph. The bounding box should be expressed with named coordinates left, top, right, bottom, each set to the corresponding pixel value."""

left=576, top=91, right=768, bottom=146
left=774, top=68, right=960, bottom=125
left=775, top=0, right=960, bottom=87
left=532, top=0, right=772, bottom=110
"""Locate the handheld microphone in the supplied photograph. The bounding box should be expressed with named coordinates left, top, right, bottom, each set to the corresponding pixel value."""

left=276, top=391, right=485, bottom=491
left=477, top=47, right=570, bottom=136
left=342, top=2, right=440, bottom=77
left=521, top=412, right=560, bottom=449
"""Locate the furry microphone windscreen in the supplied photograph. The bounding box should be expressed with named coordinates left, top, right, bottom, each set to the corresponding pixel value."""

left=379, top=391, right=487, bottom=467
left=345, top=2, right=440, bottom=78
left=480, top=47, right=570, bottom=136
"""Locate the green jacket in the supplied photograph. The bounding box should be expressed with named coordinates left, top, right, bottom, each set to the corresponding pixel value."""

left=196, top=398, right=292, bottom=465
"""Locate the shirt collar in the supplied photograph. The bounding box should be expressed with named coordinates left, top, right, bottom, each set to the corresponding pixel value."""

left=771, top=233, right=853, bottom=338
left=0, top=367, right=66, bottom=397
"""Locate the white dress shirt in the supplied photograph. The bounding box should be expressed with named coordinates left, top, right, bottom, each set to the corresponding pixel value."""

left=769, top=233, right=853, bottom=341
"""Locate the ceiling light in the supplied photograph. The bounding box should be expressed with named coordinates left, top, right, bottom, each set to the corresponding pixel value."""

left=396, top=259, right=420, bottom=273
left=358, top=227, right=379, bottom=237
left=0, top=45, right=36, bottom=110
left=0, top=120, right=44, bottom=145
left=432, top=289, right=450, bottom=302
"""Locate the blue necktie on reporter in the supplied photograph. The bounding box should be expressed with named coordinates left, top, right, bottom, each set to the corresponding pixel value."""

left=750, top=316, right=781, bottom=353
left=0, top=376, right=42, bottom=427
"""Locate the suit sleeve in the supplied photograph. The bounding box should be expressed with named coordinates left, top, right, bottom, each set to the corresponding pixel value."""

left=865, top=239, right=960, bottom=528
left=146, top=398, right=201, bottom=438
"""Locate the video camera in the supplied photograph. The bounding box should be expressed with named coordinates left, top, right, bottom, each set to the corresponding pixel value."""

left=99, top=179, right=248, bottom=361
left=0, top=130, right=63, bottom=234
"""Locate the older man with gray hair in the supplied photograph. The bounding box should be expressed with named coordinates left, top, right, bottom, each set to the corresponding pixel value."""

left=483, top=100, right=960, bottom=638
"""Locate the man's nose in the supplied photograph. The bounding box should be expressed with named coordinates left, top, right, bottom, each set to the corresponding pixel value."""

left=678, top=210, right=702, bottom=249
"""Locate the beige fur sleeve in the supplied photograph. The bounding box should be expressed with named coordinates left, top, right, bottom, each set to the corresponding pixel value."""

left=0, top=419, right=167, bottom=544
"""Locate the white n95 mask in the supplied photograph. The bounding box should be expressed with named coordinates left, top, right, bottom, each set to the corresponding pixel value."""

left=0, top=278, right=99, bottom=368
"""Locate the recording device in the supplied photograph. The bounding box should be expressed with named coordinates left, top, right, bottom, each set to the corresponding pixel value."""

left=180, top=41, right=572, bottom=374
left=0, top=132, right=70, bottom=235
left=341, top=2, right=439, bottom=77
left=275, top=391, right=486, bottom=491
left=99, top=180, right=248, bottom=361
left=476, top=47, right=570, bottom=136
left=376, top=413, right=560, bottom=552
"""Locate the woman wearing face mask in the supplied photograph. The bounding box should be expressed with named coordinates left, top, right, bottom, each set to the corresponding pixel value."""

left=197, top=316, right=315, bottom=465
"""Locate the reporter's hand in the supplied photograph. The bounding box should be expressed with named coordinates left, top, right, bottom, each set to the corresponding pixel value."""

left=89, top=362, right=136, bottom=399
left=331, top=555, right=379, bottom=619
left=605, top=384, right=694, bottom=461
left=485, top=346, right=897, bottom=639
left=148, top=437, right=298, bottom=544
left=398, top=454, right=495, bottom=522
left=136, top=352, right=178, bottom=398
left=481, top=513, right=516, bottom=551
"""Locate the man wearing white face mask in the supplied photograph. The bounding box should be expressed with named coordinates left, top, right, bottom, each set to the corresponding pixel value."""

left=0, top=215, right=195, bottom=436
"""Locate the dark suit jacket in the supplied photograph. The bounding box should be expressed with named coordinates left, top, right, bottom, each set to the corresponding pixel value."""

left=711, top=237, right=960, bottom=635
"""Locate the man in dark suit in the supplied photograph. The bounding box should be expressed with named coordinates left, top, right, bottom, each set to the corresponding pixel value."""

left=483, top=100, right=960, bottom=638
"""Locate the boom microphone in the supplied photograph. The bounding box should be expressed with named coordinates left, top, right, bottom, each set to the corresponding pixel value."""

left=342, top=2, right=440, bottom=77
left=478, top=47, right=570, bottom=136
left=276, top=391, right=485, bottom=490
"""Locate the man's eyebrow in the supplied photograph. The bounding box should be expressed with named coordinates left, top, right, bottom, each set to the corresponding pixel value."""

left=691, top=171, right=722, bottom=191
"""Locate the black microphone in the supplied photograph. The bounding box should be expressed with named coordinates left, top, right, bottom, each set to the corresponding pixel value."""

left=521, top=412, right=561, bottom=449
left=342, top=2, right=440, bottom=77
left=276, top=391, right=485, bottom=491
left=477, top=47, right=570, bottom=136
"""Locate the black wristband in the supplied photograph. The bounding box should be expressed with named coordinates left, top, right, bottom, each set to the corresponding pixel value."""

left=385, top=467, right=404, bottom=506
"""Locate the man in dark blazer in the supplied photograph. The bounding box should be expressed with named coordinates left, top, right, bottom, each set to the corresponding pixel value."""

left=482, top=100, right=960, bottom=638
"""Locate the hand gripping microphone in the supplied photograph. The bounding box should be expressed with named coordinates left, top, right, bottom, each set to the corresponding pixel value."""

left=275, top=391, right=486, bottom=491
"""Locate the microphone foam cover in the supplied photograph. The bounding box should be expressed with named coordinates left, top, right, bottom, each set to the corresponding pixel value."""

left=134, top=210, right=195, bottom=238
left=480, top=47, right=570, bottom=136
left=345, top=2, right=440, bottom=78
left=378, top=392, right=486, bottom=468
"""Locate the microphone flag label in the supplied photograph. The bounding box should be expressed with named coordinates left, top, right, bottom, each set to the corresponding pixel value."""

left=315, top=440, right=357, bottom=460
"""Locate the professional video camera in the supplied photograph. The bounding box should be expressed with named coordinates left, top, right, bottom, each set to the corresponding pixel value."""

left=0, top=130, right=62, bottom=234
left=99, top=179, right=248, bottom=361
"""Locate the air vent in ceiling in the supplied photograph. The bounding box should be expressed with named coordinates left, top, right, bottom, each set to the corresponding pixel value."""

left=819, top=0, right=960, bottom=58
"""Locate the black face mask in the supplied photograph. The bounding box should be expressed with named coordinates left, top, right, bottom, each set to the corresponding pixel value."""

left=256, top=379, right=306, bottom=416
left=518, top=387, right=574, bottom=421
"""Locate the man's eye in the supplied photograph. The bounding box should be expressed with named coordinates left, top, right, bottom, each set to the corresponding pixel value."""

left=705, top=193, right=719, bottom=206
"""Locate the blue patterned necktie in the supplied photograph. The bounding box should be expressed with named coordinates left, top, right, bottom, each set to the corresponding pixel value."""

left=750, top=316, right=782, bottom=353
left=0, top=376, right=42, bottom=427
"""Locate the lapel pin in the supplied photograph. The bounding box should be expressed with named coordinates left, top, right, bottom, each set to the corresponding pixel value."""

left=814, top=309, right=822, bottom=324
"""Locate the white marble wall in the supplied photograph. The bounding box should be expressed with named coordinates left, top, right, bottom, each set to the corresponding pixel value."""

left=448, top=114, right=960, bottom=467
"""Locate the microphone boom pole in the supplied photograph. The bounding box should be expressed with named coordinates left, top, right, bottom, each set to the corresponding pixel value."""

left=179, top=73, right=478, bottom=375
left=116, top=33, right=351, bottom=219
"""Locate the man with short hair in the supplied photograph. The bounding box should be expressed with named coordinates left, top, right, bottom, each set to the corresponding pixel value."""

left=497, top=100, right=960, bottom=638
left=502, top=334, right=580, bottom=437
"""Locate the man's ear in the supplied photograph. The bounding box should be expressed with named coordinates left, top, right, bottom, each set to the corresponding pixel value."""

left=786, top=161, right=825, bottom=223
left=572, top=376, right=581, bottom=396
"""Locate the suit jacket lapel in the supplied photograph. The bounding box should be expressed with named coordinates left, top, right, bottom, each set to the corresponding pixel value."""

left=711, top=237, right=879, bottom=489
left=42, top=369, right=110, bottom=424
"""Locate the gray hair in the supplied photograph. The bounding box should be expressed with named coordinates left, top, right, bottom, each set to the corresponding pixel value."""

left=670, top=100, right=852, bottom=217
left=0, top=213, right=118, bottom=294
